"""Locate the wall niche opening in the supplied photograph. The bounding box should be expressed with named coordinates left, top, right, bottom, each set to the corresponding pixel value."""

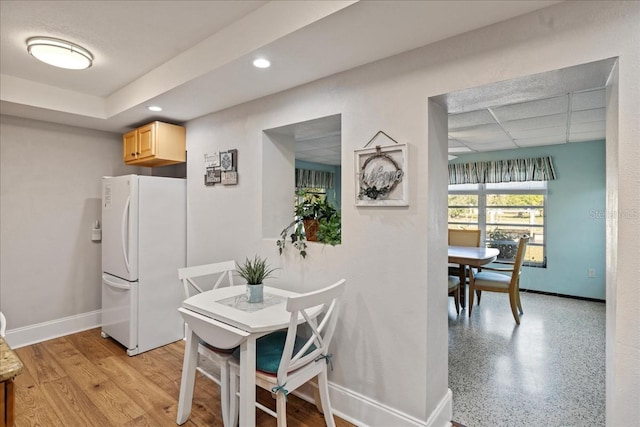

left=262, top=114, right=342, bottom=250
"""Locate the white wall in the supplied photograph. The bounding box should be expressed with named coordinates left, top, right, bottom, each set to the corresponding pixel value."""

left=0, top=116, right=138, bottom=338
left=186, top=1, right=639, bottom=425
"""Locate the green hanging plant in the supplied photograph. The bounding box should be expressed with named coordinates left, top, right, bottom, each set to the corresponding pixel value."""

left=276, top=193, right=340, bottom=258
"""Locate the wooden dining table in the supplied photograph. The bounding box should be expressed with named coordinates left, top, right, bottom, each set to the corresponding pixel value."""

left=448, top=245, right=500, bottom=308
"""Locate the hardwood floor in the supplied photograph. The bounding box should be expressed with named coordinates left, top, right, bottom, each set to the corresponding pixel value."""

left=12, top=328, right=355, bottom=427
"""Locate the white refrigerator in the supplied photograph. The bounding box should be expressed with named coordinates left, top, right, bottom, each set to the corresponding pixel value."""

left=101, top=174, right=186, bottom=356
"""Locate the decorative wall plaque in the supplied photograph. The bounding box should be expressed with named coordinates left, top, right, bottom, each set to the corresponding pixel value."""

left=355, top=143, right=408, bottom=206
left=204, top=149, right=238, bottom=186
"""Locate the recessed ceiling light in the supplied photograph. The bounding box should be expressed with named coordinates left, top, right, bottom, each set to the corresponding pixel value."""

left=147, top=106, right=163, bottom=112
left=252, top=58, right=270, bottom=69
left=26, top=36, right=93, bottom=70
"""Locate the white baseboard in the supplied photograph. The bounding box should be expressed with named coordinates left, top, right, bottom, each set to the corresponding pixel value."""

left=294, top=382, right=453, bottom=427
left=4, top=310, right=102, bottom=349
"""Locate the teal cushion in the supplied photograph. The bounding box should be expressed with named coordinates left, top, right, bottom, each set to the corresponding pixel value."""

left=232, top=330, right=316, bottom=374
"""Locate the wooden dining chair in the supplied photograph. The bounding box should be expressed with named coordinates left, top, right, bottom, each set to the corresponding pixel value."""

left=176, top=260, right=238, bottom=427
left=448, top=228, right=482, bottom=304
left=468, top=236, right=529, bottom=324
left=448, top=229, right=482, bottom=274
left=448, top=229, right=481, bottom=247
left=448, top=276, right=460, bottom=315
left=228, top=279, right=347, bottom=427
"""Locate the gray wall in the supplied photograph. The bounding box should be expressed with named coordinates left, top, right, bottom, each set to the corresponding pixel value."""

left=0, top=116, right=138, bottom=329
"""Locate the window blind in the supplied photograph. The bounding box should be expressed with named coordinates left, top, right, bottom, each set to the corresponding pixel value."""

left=295, top=168, right=334, bottom=190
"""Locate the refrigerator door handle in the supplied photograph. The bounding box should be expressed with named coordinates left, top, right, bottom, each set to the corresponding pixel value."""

left=121, top=196, right=131, bottom=273
left=102, top=275, right=132, bottom=290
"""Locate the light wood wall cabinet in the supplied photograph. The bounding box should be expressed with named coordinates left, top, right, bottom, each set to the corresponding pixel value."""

left=123, top=121, right=186, bottom=167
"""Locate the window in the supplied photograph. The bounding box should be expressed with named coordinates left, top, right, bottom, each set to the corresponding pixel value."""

left=448, top=181, right=546, bottom=267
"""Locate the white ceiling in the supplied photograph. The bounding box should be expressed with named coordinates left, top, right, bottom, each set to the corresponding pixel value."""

left=266, top=114, right=342, bottom=166
left=441, top=58, right=615, bottom=157
left=2, top=0, right=609, bottom=164
left=449, top=89, right=606, bottom=154
left=292, top=58, right=615, bottom=166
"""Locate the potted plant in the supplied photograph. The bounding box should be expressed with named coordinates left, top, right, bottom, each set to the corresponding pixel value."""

left=276, top=194, right=341, bottom=258
left=236, top=255, right=278, bottom=303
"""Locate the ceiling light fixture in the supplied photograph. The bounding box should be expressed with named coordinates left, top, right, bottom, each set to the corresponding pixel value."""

left=252, top=58, right=270, bottom=69
left=147, top=106, right=163, bottom=112
left=26, top=37, right=93, bottom=70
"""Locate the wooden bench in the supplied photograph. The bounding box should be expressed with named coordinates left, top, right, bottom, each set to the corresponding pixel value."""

left=0, top=337, right=23, bottom=427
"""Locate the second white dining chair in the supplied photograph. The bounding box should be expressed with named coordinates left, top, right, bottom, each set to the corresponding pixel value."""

left=176, top=260, right=237, bottom=427
left=228, top=278, right=346, bottom=427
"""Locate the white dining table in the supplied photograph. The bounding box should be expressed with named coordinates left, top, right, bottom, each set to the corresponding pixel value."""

left=448, top=245, right=500, bottom=308
left=176, top=285, right=321, bottom=427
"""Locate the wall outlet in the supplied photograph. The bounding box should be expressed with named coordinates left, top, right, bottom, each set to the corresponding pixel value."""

left=588, top=268, right=596, bottom=278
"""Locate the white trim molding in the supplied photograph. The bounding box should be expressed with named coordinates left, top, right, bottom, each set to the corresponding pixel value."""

left=4, top=310, right=102, bottom=349
left=295, top=382, right=453, bottom=427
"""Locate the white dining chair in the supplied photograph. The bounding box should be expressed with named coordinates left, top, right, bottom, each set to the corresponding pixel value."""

left=176, top=260, right=238, bottom=427
left=228, top=278, right=346, bottom=427
left=0, top=311, right=6, bottom=337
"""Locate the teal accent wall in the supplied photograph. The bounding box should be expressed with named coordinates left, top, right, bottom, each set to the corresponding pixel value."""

left=295, top=160, right=342, bottom=210
left=450, top=140, right=606, bottom=299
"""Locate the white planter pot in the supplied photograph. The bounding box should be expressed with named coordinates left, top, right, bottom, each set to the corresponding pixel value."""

left=246, top=283, right=264, bottom=303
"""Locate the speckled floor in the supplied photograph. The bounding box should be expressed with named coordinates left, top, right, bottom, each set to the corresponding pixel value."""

left=448, top=290, right=605, bottom=427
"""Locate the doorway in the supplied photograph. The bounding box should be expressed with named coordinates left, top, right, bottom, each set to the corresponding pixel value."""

left=431, top=58, right=617, bottom=426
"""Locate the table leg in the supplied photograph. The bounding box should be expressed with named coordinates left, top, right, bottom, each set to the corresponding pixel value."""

left=177, top=327, right=199, bottom=425
left=239, top=337, right=257, bottom=427
left=459, top=264, right=467, bottom=309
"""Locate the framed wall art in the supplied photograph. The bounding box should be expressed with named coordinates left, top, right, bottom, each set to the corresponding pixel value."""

left=355, top=143, right=408, bottom=206
left=222, top=171, right=238, bottom=185
left=203, top=149, right=238, bottom=186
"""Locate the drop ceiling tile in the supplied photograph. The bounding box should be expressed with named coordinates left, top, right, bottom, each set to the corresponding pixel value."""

left=306, top=148, right=341, bottom=157
left=448, top=146, right=474, bottom=153
left=571, top=108, right=605, bottom=123
left=509, top=125, right=567, bottom=139
left=572, top=88, right=605, bottom=111
left=491, top=95, right=568, bottom=121
left=449, top=123, right=505, bottom=138
left=449, top=110, right=495, bottom=129
left=568, top=131, right=606, bottom=142
left=516, top=136, right=567, bottom=147
left=465, top=141, right=518, bottom=152
left=455, top=134, right=514, bottom=145
left=570, top=120, right=605, bottom=133
left=448, top=139, right=466, bottom=148
left=501, top=113, right=567, bottom=132
left=297, top=137, right=339, bottom=151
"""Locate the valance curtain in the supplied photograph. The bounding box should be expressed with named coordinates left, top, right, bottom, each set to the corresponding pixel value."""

left=295, top=168, right=334, bottom=190
left=448, top=156, right=556, bottom=185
